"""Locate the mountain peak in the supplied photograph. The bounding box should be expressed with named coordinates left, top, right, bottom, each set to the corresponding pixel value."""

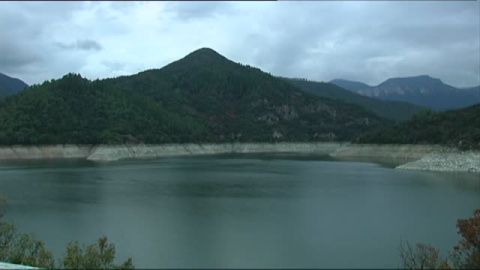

left=184, top=47, right=226, bottom=61
left=191, top=47, right=219, bottom=54
left=411, top=75, right=443, bottom=83
left=328, top=75, right=478, bottom=110
left=0, top=48, right=385, bottom=145
left=382, top=75, right=442, bottom=85
left=159, top=47, right=230, bottom=72
left=411, top=75, right=433, bottom=79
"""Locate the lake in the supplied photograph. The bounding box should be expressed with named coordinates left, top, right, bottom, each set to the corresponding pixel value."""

left=1, top=154, right=479, bottom=268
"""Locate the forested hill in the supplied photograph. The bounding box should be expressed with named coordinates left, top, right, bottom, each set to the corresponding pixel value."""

left=284, top=78, right=424, bottom=121
left=0, top=48, right=386, bottom=145
left=0, top=73, right=28, bottom=98
left=358, top=104, right=480, bottom=150
left=0, top=49, right=384, bottom=144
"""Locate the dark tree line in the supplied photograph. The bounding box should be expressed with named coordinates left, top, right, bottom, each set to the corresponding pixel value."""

left=358, top=104, right=480, bottom=150
left=0, top=48, right=385, bottom=145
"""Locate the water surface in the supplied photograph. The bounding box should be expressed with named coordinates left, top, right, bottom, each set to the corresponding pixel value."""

left=1, top=154, right=479, bottom=268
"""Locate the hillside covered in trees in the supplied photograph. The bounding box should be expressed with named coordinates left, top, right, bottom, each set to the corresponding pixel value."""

left=284, top=78, right=423, bottom=121
left=0, top=48, right=386, bottom=145
left=358, top=104, right=480, bottom=150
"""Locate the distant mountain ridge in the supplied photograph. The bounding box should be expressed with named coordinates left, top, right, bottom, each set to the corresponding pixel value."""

left=0, top=73, right=28, bottom=97
left=0, top=48, right=385, bottom=145
left=330, top=75, right=480, bottom=110
left=462, top=85, right=480, bottom=97
left=283, top=78, right=424, bottom=121
left=329, top=79, right=372, bottom=92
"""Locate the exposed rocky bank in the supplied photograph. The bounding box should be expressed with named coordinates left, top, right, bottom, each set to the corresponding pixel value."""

left=397, top=149, right=480, bottom=173
left=0, top=143, right=478, bottom=173
left=86, top=142, right=342, bottom=161
left=0, top=145, right=93, bottom=160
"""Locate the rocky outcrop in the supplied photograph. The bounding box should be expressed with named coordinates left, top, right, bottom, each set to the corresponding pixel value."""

left=397, top=149, right=480, bottom=173
left=87, top=143, right=344, bottom=161
left=87, top=144, right=232, bottom=161
left=0, top=145, right=93, bottom=160
left=0, top=143, right=478, bottom=173
left=0, top=143, right=342, bottom=161
left=329, top=144, right=442, bottom=161
left=330, top=144, right=480, bottom=173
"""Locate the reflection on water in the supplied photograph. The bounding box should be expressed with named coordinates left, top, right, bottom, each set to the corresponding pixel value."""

left=0, top=154, right=479, bottom=268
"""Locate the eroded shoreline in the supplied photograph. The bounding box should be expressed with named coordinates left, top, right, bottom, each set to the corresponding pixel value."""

left=0, top=143, right=478, bottom=173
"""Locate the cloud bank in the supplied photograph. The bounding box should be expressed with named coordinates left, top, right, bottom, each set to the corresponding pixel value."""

left=0, top=1, right=478, bottom=87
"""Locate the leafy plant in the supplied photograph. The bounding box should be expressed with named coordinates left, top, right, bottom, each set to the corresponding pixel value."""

left=61, top=237, right=134, bottom=269
left=0, top=198, right=134, bottom=269
left=400, top=208, right=480, bottom=269
left=450, top=209, right=480, bottom=269
left=399, top=242, right=450, bottom=269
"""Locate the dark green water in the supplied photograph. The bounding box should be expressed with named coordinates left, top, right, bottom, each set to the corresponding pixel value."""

left=0, top=154, right=479, bottom=268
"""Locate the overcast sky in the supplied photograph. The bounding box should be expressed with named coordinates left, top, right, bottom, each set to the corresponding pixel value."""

left=1, top=1, right=479, bottom=87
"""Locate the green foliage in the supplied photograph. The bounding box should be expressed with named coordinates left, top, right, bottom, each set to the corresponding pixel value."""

left=0, top=199, right=134, bottom=269
left=450, top=209, right=480, bottom=269
left=1, top=198, right=53, bottom=268
left=61, top=237, right=134, bottom=270
left=0, top=221, right=15, bottom=257
left=399, top=241, right=450, bottom=269
left=0, top=48, right=386, bottom=145
left=5, top=233, right=55, bottom=268
left=358, top=105, right=480, bottom=150
left=0, top=197, right=5, bottom=219
left=0, top=219, right=54, bottom=268
left=400, top=208, right=480, bottom=269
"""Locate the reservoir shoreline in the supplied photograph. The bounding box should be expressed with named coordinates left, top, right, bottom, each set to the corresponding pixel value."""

left=0, top=143, right=478, bottom=173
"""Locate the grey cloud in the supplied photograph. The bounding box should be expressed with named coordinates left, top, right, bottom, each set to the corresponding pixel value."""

left=0, top=1, right=88, bottom=83
left=0, top=52, right=38, bottom=70
left=0, top=36, right=42, bottom=72
left=76, top=39, right=103, bottom=51
left=235, top=1, right=480, bottom=87
left=165, top=2, right=233, bottom=20
left=102, top=61, right=126, bottom=71
left=55, top=42, right=76, bottom=50
left=56, top=39, right=102, bottom=51
left=1, top=1, right=478, bottom=88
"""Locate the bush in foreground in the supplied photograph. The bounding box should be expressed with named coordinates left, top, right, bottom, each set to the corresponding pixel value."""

left=400, top=208, right=480, bottom=269
left=0, top=197, right=134, bottom=269
left=62, top=237, right=134, bottom=269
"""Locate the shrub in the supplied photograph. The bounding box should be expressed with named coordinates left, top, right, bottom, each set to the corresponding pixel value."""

left=400, top=208, right=480, bottom=269
left=0, top=198, right=134, bottom=269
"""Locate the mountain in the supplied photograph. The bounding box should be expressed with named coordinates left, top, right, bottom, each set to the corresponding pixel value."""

left=0, top=48, right=386, bottom=145
left=0, top=73, right=28, bottom=97
left=462, top=85, right=480, bottom=97
left=329, top=79, right=373, bottom=93
left=358, top=104, right=480, bottom=150
left=330, top=75, right=480, bottom=110
left=284, top=78, right=424, bottom=121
